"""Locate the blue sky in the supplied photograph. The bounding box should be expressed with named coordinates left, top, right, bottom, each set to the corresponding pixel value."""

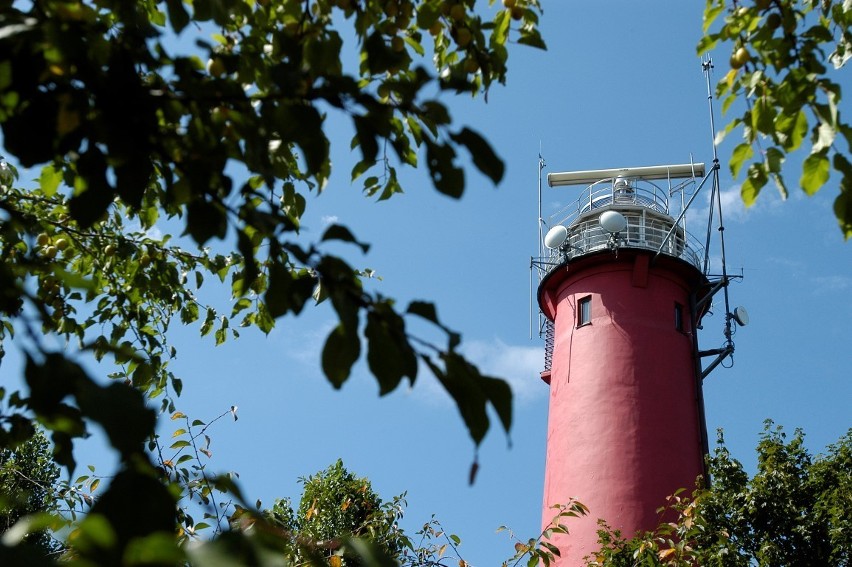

left=3, top=2, right=851, bottom=565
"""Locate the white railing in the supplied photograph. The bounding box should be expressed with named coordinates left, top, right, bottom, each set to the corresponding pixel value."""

left=537, top=176, right=705, bottom=275
left=547, top=177, right=670, bottom=228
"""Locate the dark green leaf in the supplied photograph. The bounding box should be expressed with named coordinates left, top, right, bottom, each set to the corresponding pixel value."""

left=425, top=139, right=464, bottom=198
left=450, top=127, right=505, bottom=185
left=322, top=224, right=370, bottom=253
left=185, top=199, right=228, bottom=245
left=365, top=308, right=417, bottom=395
left=322, top=323, right=360, bottom=389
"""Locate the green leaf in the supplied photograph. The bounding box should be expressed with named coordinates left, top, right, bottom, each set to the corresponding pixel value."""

left=365, top=308, right=417, bottom=395
left=696, top=34, right=719, bottom=55
left=76, top=380, right=156, bottom=458
left=164, top=0, right=190, bottom=33
left=492, top=9, right=510, bottom=47
left=450, top=127, right=505, bottom=185
left=833, top=189, right=852, bottom=239
left=741, top=162, right=767, bottom=206
left=38, top=164, right=62, bottom=197
left=425, top=139, right=464, bottom=198
left=787, top=110, right=809, bottom=152
left=86, top=468, right=176, bottom=562
left=426, top=352, right=512, bottom=448
left=800, top=152, right=830, bottom=195
left=265, top=262, right=315, bottom=318
left=322, top=224, right=370, bottom=253
left=730, top=143, right=754, bottom=177
left=517, top=29, right=547, bottom=50
left=703, top=2, right=725, bottom=32
left=185, top=199, right=227, bottom=245
left=322, top=323, right=360, bottom=388
left=765, top=147, right=785, bottom=174
left=123, top=532, right=184, bottom=564
left=752, top=97, right=776, bottom=135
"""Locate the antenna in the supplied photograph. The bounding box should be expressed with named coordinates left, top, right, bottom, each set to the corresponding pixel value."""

left=538, top=144, right=546, bottom=259
left=532, top=148, right=547, bottom=340
left=695, top=55, right=747, bottom=379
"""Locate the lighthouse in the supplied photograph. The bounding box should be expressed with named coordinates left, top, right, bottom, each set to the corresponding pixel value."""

left=534, top=162, right=740, bottom=565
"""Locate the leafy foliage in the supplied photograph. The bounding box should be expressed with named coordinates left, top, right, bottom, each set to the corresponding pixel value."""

left=0, top=0, right=546, bottom=562
left=697, top=423, right=851, bottom=566
left=0, top=428, right=63, bottom=557
left=266, top=459, right=406, bottom=566
left=699, top=0, right=852, bottom=238
left=499, top=501, right=589, bottom=567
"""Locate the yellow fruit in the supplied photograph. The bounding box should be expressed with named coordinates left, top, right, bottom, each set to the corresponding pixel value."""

left=384, top=0, right=399, bottom=17
left=429, top=21, right=442, bottom=36
left=449, top=4, right=465, bottom=21
left=729, top=46, right=750, bottom=69
left=502, top=0, right=516, bottom=7
left=55, top=238, right=69, bottom=251
left=37, top=233, right=51, bottom=246
left=391, top=36, right=405, bottom=52
left=464, top=57, right=479, bottom=74
left=139, top=254, right=152, bottom=268
left=104, top=244, right=116, bottom=257
left=44, top=245, right=57, bottom=259
left=510, top=5, right=524, bottom=20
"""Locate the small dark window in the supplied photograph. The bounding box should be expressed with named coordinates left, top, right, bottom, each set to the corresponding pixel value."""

left=578, top=296, right=592, bottom=327
left=674, top=302, right=684, bottom=332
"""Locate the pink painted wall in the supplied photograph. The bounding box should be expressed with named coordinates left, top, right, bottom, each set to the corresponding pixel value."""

left=538, top=251, right=705, bottom=566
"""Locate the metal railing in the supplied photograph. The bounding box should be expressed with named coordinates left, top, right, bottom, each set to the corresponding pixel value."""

left=547, top=177, right=670, bottom=229
left=536, top=177, right=705, bottom=276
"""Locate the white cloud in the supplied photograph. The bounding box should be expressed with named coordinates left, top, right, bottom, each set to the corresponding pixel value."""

left=321, top=215, right=339, bottom=226
left=810, top=275, right=852, bottom=294
left=273, top=318, right=335, bottom=367
left=686, top=185, right=749, bottom=226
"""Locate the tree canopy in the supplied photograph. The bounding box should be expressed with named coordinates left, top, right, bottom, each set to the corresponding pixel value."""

left=700, top=0, right=852, bottom=238
left=0, top=428, right=63, bottom=557
left=260, top=460, right=406, bottom=566
left=0, top=0, right=544, bottom=563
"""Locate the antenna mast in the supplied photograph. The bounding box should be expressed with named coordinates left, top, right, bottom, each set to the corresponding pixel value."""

left=538, top=144, right=546, bottom=259
left=696, top=56, right=740, bottom=378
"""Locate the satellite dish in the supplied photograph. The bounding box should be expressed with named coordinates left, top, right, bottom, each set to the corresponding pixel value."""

left=544, top=225, right=569, bottom=249
left=599, top=210, right=627, bottom=233
left=733, top=306, right=749, bottom=326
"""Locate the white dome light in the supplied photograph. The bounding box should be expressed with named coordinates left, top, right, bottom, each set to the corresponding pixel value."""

left=733, top=306, right=749, bottom=326
left=599, top=210, right=627, bottom=234
left=544, top=225, right=569, bottom=249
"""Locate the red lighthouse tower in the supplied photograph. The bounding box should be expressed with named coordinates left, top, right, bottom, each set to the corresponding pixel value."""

left=535, top=162, right=741, bottom=565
